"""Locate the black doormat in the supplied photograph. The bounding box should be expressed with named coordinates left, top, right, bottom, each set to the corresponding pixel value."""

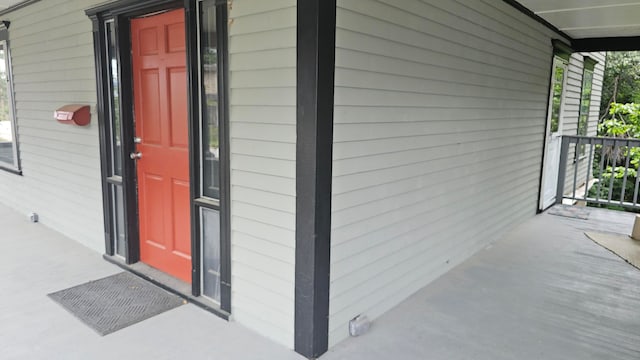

left=48, top=272, right=185, bottom=335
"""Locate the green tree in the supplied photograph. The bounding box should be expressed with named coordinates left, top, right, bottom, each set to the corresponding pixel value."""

left=589, top=102, right=640, bottom=207
left=600, top=51, right=640, bottom=119
left=590, top=51, right=640, bottom=209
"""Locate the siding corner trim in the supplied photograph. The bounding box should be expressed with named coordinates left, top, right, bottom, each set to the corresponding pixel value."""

left=295, top=0, right=336, bottom=358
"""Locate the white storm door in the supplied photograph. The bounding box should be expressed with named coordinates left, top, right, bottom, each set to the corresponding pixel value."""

left=541, top=57, right=568, bottom=210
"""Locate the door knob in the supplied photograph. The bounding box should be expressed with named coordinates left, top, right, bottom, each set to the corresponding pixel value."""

left=130, top=152, right=142, bottom=160
left=134, top=137, right=142, bottom=144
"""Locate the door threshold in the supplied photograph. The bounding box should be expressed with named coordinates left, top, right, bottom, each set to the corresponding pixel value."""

left=103, top=254, right=230, bottom=320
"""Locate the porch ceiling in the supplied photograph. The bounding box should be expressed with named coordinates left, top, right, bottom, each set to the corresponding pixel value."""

left=517, top=0, right=640, bottom=38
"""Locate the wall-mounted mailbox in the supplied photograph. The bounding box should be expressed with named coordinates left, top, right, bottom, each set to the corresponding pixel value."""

left=54, top=104, right=91, bottom=126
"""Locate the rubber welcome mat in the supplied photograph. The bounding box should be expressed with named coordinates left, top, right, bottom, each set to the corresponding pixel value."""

left=547, top=204, right=591, bottom=220
left=48, top=272, right=185, bottom=335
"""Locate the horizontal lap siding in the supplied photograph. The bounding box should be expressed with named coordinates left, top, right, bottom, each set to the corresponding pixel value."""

left=562, top=52, right=605, bottom=136
left=562, top=52, right=606, bottom=193
left=329, top=0, right=564, bottom=346
left=228, top=0, right=296, bottom=348
left=0, top=0, right=106, bottom=252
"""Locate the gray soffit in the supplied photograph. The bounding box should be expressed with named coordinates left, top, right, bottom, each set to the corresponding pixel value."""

left=516, top=0, right=640, bottom=38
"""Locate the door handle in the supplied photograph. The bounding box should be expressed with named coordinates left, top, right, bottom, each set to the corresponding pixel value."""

left=130, top=152, right=142, bottom=160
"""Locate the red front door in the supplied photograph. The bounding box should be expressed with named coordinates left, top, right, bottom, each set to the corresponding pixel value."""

left=131, top=9, right=191, bottom=283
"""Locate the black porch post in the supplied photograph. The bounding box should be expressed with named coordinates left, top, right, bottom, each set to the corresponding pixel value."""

left=295, top=0, right=336, bottom=358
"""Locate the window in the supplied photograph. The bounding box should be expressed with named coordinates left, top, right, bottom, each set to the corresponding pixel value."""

left=105, top=19, right=126, bottom=257
left=106, top=20, right=122, bottom=178
left=197, top=0, right=224, bottom=303
left=550, top=56, right=568, bottom=134
left=200, top=0, right=220, bottom=200
left=577, top=58, right=596, bottom=137
left=577, top=57, right=596, bottom=157
left=0, top=23, right=19, bottom=172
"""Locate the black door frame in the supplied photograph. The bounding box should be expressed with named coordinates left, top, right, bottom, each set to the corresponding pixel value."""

left=86, top=0, right=231, bottom=315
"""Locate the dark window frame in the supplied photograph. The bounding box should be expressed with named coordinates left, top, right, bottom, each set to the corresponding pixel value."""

left=103, top=19, right=127, bottom=257
left=575, top=56, right=597, bottom=159
left=0, top=22, right=21, bottom=175
left=187, top=0, right=231, bottom=306
left=577, top=57, right=596, bottom=137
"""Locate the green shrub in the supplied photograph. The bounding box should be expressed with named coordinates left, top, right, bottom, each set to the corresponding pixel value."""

left=588, top=102, right=640, bottom=210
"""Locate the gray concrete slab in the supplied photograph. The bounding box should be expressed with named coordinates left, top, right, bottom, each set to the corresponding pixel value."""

left=322, top=207, right=640, bottom=360
left=3, top=201, right=640, bottom=360
left=0, top=203, right=304, bottom=360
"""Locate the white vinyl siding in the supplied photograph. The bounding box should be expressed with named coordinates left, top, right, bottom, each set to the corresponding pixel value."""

left=562, top=52, right=605, bottom=137
left=329, top=0, right=580, bottom=346
left=227, top=0, right=297, bottom=348
left=562, top=52, right=606, bottom=193
left=0, top=0, right=298, bottom=348
left=0, top=0, right=106, bottom=252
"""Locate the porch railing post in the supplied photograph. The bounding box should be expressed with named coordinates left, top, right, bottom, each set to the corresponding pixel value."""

left=556, top=136, right=570, bottom=205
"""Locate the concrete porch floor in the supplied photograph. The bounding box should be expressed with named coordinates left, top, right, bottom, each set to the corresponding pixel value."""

left=0, top=203, right=304, bottom=360
left=322, top=206, right=640, bottom=360
left=2, top=202, right=640, bottom=359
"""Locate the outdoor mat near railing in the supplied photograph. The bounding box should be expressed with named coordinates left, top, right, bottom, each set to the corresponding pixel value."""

left=585, top=232, right=640, bottom=270
left=48, top=272, right=185, bottom=335
left=547, top=204, right=591, bottom=220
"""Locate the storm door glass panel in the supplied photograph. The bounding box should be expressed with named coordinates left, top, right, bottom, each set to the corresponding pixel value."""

left=550, top=59, right=567, bottom=134
left=200, top=0, right=219, bottom=199
left=112, top=184, right=126, bottom=257
left=201, top=207, right=221, bottom=302
left=106, top=20, right=122, bottom=176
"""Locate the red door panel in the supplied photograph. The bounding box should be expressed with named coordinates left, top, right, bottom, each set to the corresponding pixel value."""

left=131, top=9, right=191, bottom=283
left=169, top=68, right=189, bottom=147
